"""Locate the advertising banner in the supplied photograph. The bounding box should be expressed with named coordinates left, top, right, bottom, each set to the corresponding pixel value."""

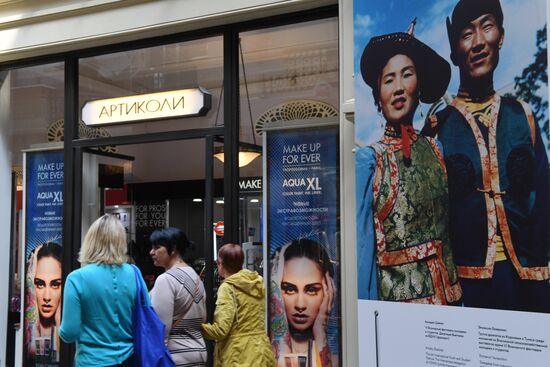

left=134, top=200, right=168, bottom=289
left=24, top=150, right=64, bottom=367
left=354, top=0, right=550, bottom=366
left=267, top=126, right=340, bottom=367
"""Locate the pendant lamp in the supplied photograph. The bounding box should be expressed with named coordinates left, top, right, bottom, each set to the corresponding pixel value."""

left=213, top=38, right=261, bottom=168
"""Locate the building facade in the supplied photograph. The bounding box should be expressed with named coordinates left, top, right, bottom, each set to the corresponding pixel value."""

left=0, top=1, right=358, bottom=366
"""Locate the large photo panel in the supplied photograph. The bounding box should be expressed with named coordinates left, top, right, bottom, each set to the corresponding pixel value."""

left=355, top=0, right=549, bottom=312
left=353, top=1, right=550, bottom=366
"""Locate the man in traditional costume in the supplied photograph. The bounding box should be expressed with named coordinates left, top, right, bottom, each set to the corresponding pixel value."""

left=422, top=0, right=550, bottom=312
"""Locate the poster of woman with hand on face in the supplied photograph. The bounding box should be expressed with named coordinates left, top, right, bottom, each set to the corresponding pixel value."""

left=24, top=242, right=62, bottom=366
left=24, top=149, right=64, bottom=367
left=271, top=239, right=335, bottom=367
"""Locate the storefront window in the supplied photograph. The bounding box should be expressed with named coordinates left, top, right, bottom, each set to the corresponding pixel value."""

left=237, top=16, right=339, bottom=243
left=81, top=137, right=224, bottom=289
left=238, top=17, right=341, bottom=367
left=78, top=36, right=223, bottom=138
left=0, top=62, right=65, bottom=366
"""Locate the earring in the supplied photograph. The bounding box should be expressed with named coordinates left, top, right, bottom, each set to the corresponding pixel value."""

left=376, top=103, right=385, bottom=128
left=377, top=108, right=384, bottom=128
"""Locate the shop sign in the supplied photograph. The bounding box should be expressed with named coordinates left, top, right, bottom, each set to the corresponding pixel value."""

left=81, top=88, right=211, bottom=126
left=238, top=177, right=262, bottom=192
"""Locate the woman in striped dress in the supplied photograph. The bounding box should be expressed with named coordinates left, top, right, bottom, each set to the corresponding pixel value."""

left=149, top=227, right=207, bottom=366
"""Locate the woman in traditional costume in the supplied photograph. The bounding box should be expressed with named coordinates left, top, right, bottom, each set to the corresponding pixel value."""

left=356, top=30, right=462, bottom=304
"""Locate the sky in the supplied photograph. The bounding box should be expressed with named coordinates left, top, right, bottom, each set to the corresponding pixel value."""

left=353, top=0, right=548, bottom=147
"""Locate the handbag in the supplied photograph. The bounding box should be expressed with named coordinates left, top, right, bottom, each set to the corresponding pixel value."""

left=131, top=264, right=175, bottom=367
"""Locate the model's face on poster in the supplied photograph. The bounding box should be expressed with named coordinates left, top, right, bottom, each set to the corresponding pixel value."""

left=379, top=54, right=418, bottom=125
left=455, top=14, right=504, bottom=81
left=34, top=256, right=62, bottom=321
left=281, top=257, right=324, bottom=332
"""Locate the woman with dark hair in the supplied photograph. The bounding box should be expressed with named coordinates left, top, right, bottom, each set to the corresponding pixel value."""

left=271, top=239, right=334, bottom=367
left=356, top=29, right=462, bottom=304
left=149, top=227, right=207, bottom=366
left=202, top=243, right=275, bottom=367
left=25, top=242, right=63, bottom=363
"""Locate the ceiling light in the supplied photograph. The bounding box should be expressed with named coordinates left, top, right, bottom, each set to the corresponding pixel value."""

left=193, top=198, right=203, bottom=202
left=213, top=145, right=261, bottom=167
left=250, top=199, right=259, bottom=203
left=216, top=200, right=224, bottom=204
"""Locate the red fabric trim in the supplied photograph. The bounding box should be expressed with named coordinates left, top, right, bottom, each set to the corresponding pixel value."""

left=452, top=97, right=500, bottom=271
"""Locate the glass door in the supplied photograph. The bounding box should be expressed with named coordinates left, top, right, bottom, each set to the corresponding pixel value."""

left=79, top=136, right=219, bottom=313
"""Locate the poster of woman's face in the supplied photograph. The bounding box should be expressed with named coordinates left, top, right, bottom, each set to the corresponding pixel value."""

left=281, top=257, right=326, bottom=332
left=354, top=0, right=550, bottom=313
left=25, top=242, right=62, bottom=366
left=271, top=238, right=337, bottom=367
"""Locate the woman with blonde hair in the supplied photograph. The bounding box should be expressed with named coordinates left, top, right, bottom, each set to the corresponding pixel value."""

left=60, top=214, right=147, bottom=367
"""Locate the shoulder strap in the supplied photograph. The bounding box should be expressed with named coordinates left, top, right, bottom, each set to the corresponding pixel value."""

left=517, top=99, right=536, bottom=146
left=423, top=136, right=447, bottom=177
left=421, top=106, right=455, bottom=137
left=170, top=268, right=195, bottom=329
left=130, top=264, right=146, bottom=305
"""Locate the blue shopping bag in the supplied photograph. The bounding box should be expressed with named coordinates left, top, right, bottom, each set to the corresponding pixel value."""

left=131, top=265, right=175, bottom=367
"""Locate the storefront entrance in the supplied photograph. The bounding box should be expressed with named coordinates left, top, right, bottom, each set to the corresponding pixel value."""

left=2, top=7, right=339, bottom=366
left=79, top=137, right=221, bottom=302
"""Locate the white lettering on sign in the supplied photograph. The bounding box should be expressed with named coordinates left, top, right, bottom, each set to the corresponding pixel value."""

left=239, top=178, right=262, bottom=191
left=282, top=142, right=322, bottom=165
left=282, top=177, right=322, bottom=191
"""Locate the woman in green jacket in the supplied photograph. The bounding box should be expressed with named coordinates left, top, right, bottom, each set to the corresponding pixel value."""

left=202, top=243, right=275, bottom=367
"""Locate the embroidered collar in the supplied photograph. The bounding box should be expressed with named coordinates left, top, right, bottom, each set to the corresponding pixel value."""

left=457, top=86, right=495, bottom=104
left=382, top=124, right=418, bottom=143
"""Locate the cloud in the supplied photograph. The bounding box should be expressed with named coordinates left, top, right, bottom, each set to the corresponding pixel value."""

left=355, top=77, right=384, bottom=146
left=426, top=0, right=456, bottom=19
left=415, top=1, right=458, bottom=91
left=355, top=14, right=375, bottom=38
left=495, top=0, right=546, bottom=91
left=354, top=12, right=377, bottom=74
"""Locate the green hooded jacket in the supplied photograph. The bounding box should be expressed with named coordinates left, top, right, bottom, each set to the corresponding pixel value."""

left=203, top=269, right=276, bottom=367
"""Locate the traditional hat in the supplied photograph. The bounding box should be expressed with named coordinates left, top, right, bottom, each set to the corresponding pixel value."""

left=360, top=32, right=451, bottom=104
left=446, top=0, right=503, bottom=52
